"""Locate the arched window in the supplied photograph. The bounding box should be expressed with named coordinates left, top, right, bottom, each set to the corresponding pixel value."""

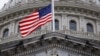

left=55, top=19, right=59, bottom=30
left=3, top=28, right=9, bottom=37
left=69, top=20, right=77, bottom=31
left=87, top=23, right=93, bottom=32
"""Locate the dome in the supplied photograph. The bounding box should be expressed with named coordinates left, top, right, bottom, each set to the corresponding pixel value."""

left=0, top=0, right=100, bottom=42
left=1, top=0, right=100, bottom=11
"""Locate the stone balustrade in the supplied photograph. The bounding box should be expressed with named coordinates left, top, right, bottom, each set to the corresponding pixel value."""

left=57, top=30, right=100, bottom=40
left=0, top=30, right=100, bottom=44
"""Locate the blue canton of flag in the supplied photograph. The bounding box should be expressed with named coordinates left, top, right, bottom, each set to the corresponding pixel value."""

left=39, top=4, right=51, bottom=19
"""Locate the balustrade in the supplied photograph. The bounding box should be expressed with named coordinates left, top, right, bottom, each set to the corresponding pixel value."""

left=0, top=30, right=100, bottom=44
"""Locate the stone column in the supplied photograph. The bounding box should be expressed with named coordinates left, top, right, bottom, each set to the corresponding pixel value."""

left=96, top=20, right=100, bottom=34
left=79, top=16, right=86, bottom=32
left=61, top=14, right=67, bottom=30
left=9, top=21, right=16, bottom=36
left=14, top=21, right=19, bottom=35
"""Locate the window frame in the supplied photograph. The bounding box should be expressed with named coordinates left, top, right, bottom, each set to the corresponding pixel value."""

left=87, top=23, right=94, bottom=32
left=3, top=28, right=9, bottom=37
left=55, top=19, right=59, bottom=30
left=69, top=20, right=77, bottom=31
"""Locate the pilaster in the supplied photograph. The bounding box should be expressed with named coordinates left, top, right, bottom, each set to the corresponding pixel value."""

left=79, top=16, right=86, bottom=32
left=9, top=21, right=16, bottom=36
left=96, top=20, right=100, bottom=34
left=62, top=14, right=68, bottom=30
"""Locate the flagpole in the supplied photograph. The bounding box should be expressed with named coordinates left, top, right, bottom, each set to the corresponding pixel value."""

left=51, top=0, right=55, bottom=32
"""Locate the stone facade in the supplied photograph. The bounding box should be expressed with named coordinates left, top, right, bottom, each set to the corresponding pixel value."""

left=0, top=0, right=100, bottom=56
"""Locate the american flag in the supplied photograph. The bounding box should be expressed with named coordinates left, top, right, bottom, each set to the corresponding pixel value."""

left=19, top=4, right=52, bottom=37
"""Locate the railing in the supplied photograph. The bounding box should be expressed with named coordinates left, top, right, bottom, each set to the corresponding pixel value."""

left=0, top=30, right=51, bottom=44
left=57, top=30, right=100, bottom=40
left=0, top=30, right=100, bottom=44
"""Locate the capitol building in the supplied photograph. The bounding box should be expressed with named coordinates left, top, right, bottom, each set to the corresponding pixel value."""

left=0, top=0, right=100, bottom=56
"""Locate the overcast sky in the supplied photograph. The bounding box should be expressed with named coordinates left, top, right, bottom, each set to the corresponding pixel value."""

left=0, top=0, right=9, bottom=9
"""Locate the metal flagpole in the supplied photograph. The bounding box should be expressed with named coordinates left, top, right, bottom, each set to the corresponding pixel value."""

left=51, top=0, right=55, bottom=32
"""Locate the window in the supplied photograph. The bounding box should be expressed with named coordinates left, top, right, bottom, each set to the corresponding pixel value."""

left=69, top=20, right=77, bottom=31
left=55, top=19, right=59, bottom=30
left=3, top=28, right=9, bottom=37
left=87, top=23, right=93, bottom=32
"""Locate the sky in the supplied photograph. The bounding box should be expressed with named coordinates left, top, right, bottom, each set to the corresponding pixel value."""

left=0, top=0, right=9, bottom=9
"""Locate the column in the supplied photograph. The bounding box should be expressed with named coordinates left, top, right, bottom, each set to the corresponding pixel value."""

left=79, top=16, right=86, bottom=32
left=62, top=14, right=67, bottom=30
left=96, top=20, right=100, bottom=34
left=9, top=21, right=16, bottom=36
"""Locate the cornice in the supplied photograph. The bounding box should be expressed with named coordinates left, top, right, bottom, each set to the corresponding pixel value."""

left=0, top=1, right=100, bottom=18
left=1, top=32, right=100, bottom=56
left=0, top=6, right=100, bottom=26
left=13, top=44, right=97, bottom=56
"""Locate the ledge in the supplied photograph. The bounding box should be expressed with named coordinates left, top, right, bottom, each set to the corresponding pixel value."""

left=0, top=1, right=100, bottom=18
left=1, top=36, right=99, bottom=56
